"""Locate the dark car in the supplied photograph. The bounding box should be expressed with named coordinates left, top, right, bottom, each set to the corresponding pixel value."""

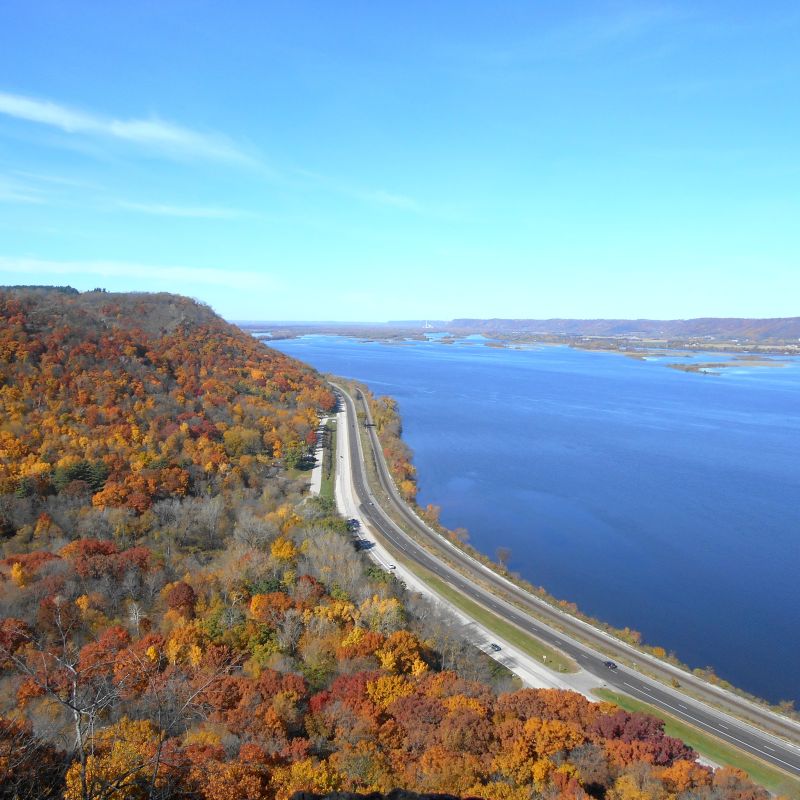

left=604, top=660, right=618, bottom=670
left=346, top=518, right=360, bottom=531
left=489, top=643, right=502, bottom=653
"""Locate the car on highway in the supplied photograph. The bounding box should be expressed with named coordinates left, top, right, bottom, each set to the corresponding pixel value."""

left=346, top=518, right=360, bottom=531
left=387, top=564, right=396, bottom=570
left=604, top=660, right=618, bottom=670
left=489, top=643, right=502, bottom=652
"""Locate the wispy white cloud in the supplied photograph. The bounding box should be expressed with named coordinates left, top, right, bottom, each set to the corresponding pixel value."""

left=0, top=93, right=429, bottom=215
left=658, top=70, right=790, bottom=98
left=0, top=255, right=276, bottom=291
left=296, top=168, right=423, bottom=213
left=449, top=4, right=684, bottom=67
left=0, top=90, right=255, bottom=165
left=0, top=175, right=47, bottom=204
left=117, top=201, right=253, bottom=219
left=0, top=92, right=428, bottom=216
left=13, top=169, right=98, bottom=189
left=575, top=5, right=680, bottom=50
left=354, top=188, right=420, bottom=210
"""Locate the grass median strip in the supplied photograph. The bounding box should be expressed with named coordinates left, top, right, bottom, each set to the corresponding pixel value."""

left=320, top=419, right=336, bottom=502
left=592, top=688, right=800, bottom=797
left=409, top=566, right=576, bottom=673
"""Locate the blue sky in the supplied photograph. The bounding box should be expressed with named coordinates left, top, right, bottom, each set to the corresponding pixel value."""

left=0, top=2, right=798, bottom=321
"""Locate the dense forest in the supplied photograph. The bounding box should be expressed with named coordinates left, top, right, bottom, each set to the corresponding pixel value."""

left=0, top=288, right=778, bottom=799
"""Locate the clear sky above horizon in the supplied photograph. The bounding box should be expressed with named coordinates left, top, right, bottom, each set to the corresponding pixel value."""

left=1, top=2, right=798, bottom=322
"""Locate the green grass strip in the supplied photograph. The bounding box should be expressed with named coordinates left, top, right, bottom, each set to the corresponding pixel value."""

left=320, top=419, right=337, bottom=502
left=416, top=569, right=576, bottom=673
left=592, top=688, right=800, bottom=797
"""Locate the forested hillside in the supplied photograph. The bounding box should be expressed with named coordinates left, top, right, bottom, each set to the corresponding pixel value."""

left=0, top=289, right=776, bottom=799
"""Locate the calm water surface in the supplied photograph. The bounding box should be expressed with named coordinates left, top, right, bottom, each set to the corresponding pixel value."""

left=269, top=335, right=800, bottom=705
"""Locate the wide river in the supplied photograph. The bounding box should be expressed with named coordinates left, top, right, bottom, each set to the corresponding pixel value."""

left=268, top=334, right=800, bottom=706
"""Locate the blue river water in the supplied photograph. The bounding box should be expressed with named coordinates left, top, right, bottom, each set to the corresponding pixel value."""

left=268, top=335, right=800, bottom=705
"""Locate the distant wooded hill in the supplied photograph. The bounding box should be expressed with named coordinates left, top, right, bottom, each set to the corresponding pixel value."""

left=449, top=317, right=800, bottom=340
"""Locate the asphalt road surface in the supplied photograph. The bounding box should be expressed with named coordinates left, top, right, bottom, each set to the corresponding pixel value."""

left=331, top=382, right=800, bottom=780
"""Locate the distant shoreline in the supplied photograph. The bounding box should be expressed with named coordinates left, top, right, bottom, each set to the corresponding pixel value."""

left=244, top=325, right=799, bottom=375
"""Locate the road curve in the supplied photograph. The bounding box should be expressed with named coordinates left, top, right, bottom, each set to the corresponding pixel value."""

left=330, top=382, right=800, bottom=780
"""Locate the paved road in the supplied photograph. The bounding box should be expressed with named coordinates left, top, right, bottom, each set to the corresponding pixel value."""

left=331, top=382, right=800, bottom=781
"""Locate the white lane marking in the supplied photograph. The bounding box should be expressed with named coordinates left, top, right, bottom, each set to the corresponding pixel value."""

left=621, top=683, right=799, bottom=772
left=765, top=745, right=775, bottom=752
left=719, top=724, right=729, bottom=729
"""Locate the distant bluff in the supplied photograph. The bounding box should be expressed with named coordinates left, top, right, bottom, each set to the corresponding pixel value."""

left=449, top=317, right=800, bottom=341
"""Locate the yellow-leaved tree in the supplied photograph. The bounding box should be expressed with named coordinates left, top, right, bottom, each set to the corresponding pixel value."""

left=64, top=717, right=158, bottom=800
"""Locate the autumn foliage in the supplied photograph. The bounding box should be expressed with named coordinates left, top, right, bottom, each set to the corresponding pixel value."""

left=0, top=289, right=779, bottom=800
left=358, top=389, right=417, bottom=501
left=0, top=289, right=335, bottom=515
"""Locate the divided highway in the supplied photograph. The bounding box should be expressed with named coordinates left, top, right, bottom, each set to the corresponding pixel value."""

left=330, top=382, right=800, bottom=781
